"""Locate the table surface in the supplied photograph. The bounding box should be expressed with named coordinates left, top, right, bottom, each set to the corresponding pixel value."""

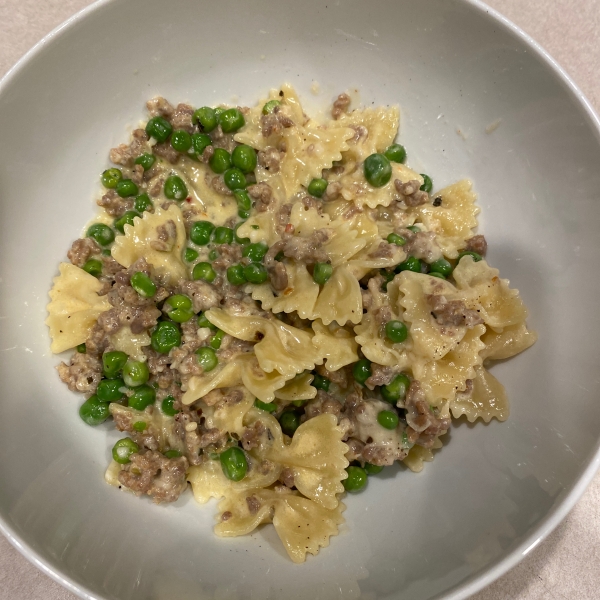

left=1, top=0, right=599, bottom=598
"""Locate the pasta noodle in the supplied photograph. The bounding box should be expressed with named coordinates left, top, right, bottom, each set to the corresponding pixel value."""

left=48, top=84, right=536, bottom=564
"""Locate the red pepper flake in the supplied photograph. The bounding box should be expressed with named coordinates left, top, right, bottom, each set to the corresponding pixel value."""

left=186, top=196, right=192, bottom=203
left=285, top=223, right=294, bottom=234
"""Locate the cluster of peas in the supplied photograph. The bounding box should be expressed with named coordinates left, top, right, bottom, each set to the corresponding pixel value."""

left=77, top=347, right=182, bottom=465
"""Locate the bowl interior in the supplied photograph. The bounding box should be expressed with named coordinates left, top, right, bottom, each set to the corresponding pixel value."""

left=1, top=0, right=600, bottom=599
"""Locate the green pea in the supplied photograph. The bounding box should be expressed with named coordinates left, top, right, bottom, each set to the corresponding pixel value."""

left=209, top=148, right=232, bottom=174
left=170, top=129, right=192, bottom=152
left=145, top=116, right=172, bottom=142
left=234, top=190, right=252, bottom=212
left=420, top=174, right=433, bottom=193
left=381, top=373, right=411, bottom=403
left=116, top=179, right=139, bottom=198
left=243, top=262, right=268, bottom=284
left=192, top=133, right=212, bottom=155
left=112, top=438, right=140, bottom=464
left=134, top=193, right=153, bottom=213
left=161, top=395, right=179, bottom=416
left=132, top=421, right=147, bottom=432
left=189, top=221, right=214, bottom=245
left=387, top=233, right=406, bottom=246
left=458, top=251, right=483, bottom=263
left=312, top=374, right=330, bottom=391
left=164, top=294, right=194, bottom=323
left=429, top=272, right=446, bottom=279
left=102, top=351, right=128, bottom=378
left=184, top=247, right=199, bottom=262
left=279, top=411, right=300, bottom=437
left=192, top=262, right=216, bottom=282
left=193, top=106, right=218, bottom=133
left=164, top=175, right=188, bottom=200
left=274, top=251, right=284, bottom=261
left=122, top=360, right=149, bottom=388
left=343, top=466, right=368, bottom=492
left=196, top=346, right=218, bottom=372
left=102, top=249, right=112, bottom=256
left=165, top=294, right=193, bottom=310
left=364, top=153, right=392, bottom=187
left=292, top=399, right=308, bottom=407
left=364, top=463, right=384, bottom=475
left=223, top=168, right=246, bottom=191
left=82, top=258, right=102, bottom=278
left=429, top=258, right=453, bottom=277
left=101, top=168, right=122, bottom=189
left=213, top=226, right=234, bottom=245
left=313, top=262, right=333, bottom=285
left=197, top=313, right=217, bottom=331
left=151, top=321, right=181, bottom=354
left=76, top=343, right=87, bottom=353
left=128, top=384, right=156, bottom=411
left=219, top=108, right=245, bottom=133
left=130, top=271, right=156, bottom=298
left=219, top=446, right=248, bottom=481
left=134, top=153, right=155, bottom=171
left=114, top=210, right=140, bottom=234
left=86, top=223, right=115, bottom=247
left=307, top=178, right=328, bottom=198
left=352, top=359, right=372, bottom=384
left=396, top=256, right=422, bottom=273
left=164, top=450, right=182, bottom=459
left=232, top=145, right=257, bottom=173
left=234, top=221, right=251, bottom=243
left=407, top=225, right=421, bottom=233
left=262, top=100, right=280, bottom=114
left=242, top=242, right=268, bottom=262
left=227, top=264, right=247, bottom=285
left=208, top=249, right=219, bottom=261
left=378, top=410, right=399, bottom=430
left=384, top=143, right=407, bottom=164
left=255, top=399, right=277, bottom=412
left=97, top=378, right=126, bottom=403
left=79, top=395, right=110, bottom=426
left=385, top=320, right=408, bottom=344
left=209, top=329, right=225, bottom=349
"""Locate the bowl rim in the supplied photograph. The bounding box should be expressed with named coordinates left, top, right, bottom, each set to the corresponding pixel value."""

left=0, top=0, right=599, bottom=599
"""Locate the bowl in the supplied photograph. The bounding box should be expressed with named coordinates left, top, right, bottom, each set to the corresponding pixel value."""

left=1, top=0, right=600, bottom=598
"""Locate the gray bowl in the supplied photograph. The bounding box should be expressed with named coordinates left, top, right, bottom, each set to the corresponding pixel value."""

left=0, top=0, right=599, bottom=598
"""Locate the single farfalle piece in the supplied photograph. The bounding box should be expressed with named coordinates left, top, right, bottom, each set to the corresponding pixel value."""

left=214, top=487, right=346, bottom=563
left=46, top=262, right=111, bottom=353
left=111, top=204, right=187, bottom=285
left=412, top=324, right=486, bottom=404
left=452, top=256, right=529, bottom=330
left=450, top=365, right=510, bottom=423
left=312, top=265, right=363, bottom=326
left=409, top=179, right=479, bottom=259
left=311, top=319, right=358, bottom=372
left=395, top=271, right=468, bottom=361
left=205, top=308, right=322, bottom=377
left=480, top=322, right=537, bottom=361
left=267, top=413, right=349, bottom=509
left=274, top=372, right=317, bottom=402
left=188, top=455, right=282, bottom=505
left=331, top=105, right=400, bottom=162
left=182, top=354, right=293, bottom=406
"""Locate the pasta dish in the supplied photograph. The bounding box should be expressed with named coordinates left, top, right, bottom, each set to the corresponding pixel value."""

left=47, top=85, right=536, bottom=562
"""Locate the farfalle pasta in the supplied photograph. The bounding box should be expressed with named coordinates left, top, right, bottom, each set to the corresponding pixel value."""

left=47, top=85, right=536, bottom=563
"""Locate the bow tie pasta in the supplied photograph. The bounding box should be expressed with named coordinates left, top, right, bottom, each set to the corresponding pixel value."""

left=47, top=85, right=536, bottom=563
